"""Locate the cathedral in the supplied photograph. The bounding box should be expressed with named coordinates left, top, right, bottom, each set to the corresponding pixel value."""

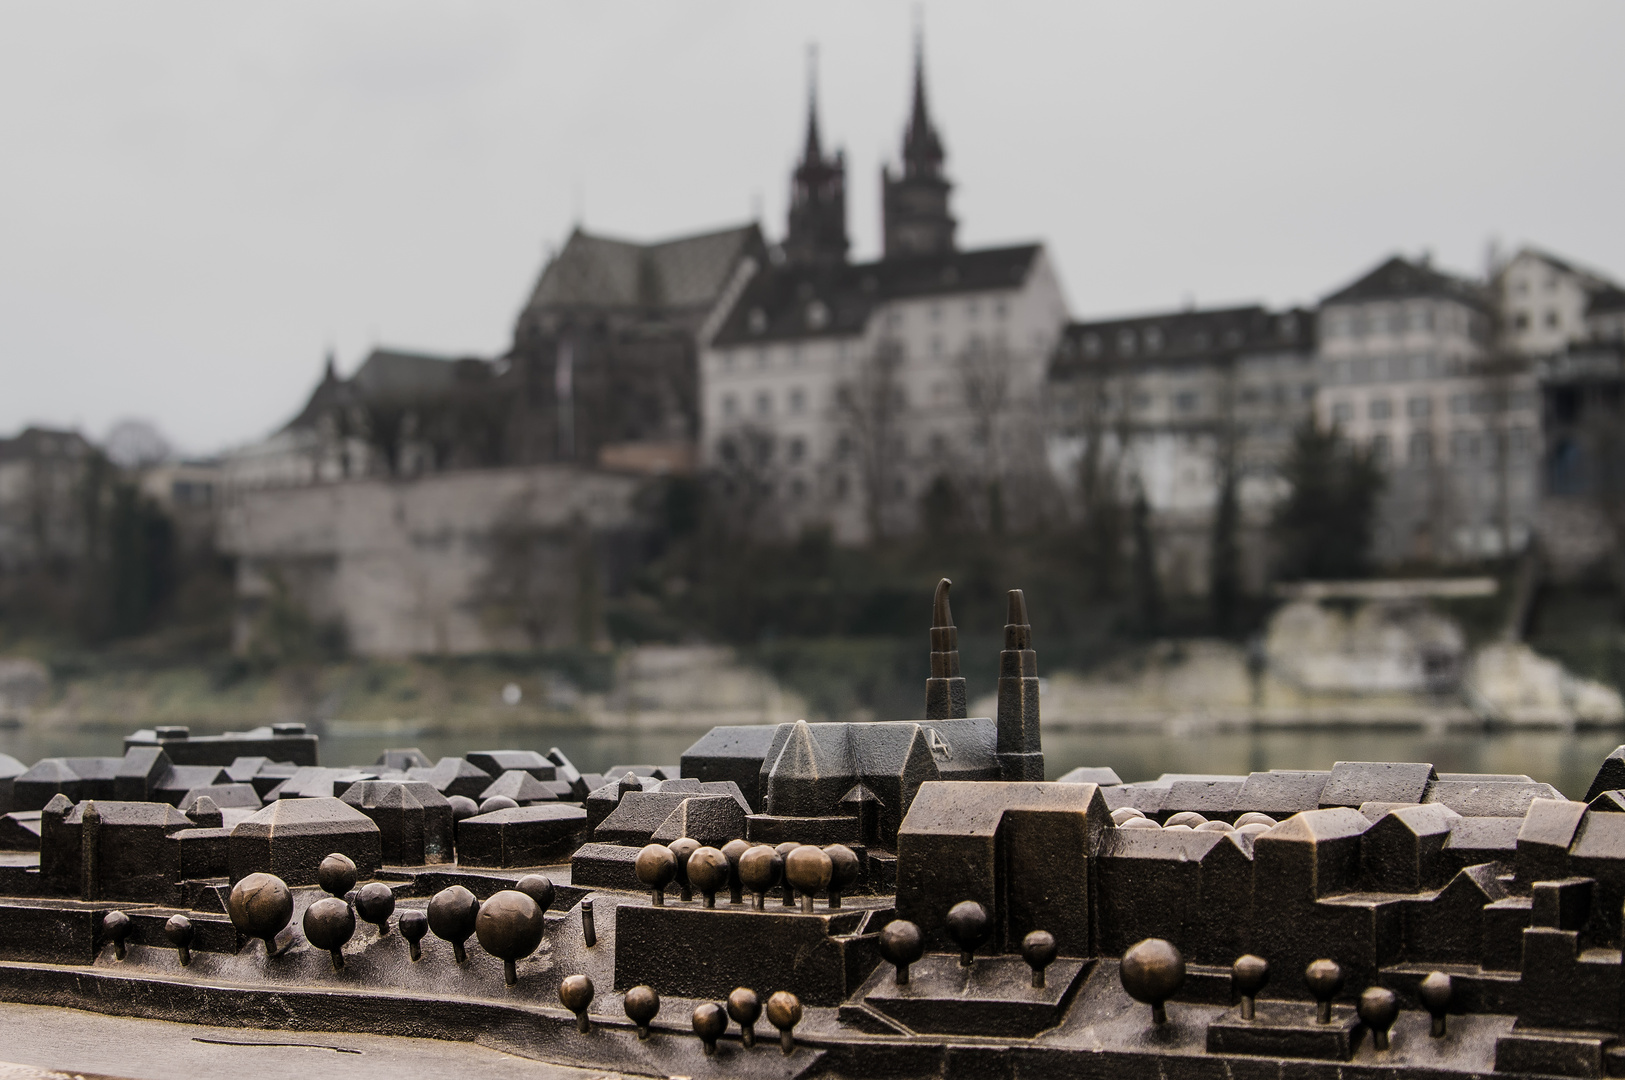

left=699, top=37, right=1071, bottom=542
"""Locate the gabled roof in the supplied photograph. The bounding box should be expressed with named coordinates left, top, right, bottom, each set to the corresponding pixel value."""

left=280, top=348, right=485, bottom=432
left=1049, top=304, right=1312, bottom=380
left=1321, top=255, right=1484, bottom=309
left=711, top=243, right=1041, bottom=346
left=351, top=348, right=463, bottom=400
left=522, top=223, right=764, bottom=316
left=1510, top=246, right=1620, bottom=291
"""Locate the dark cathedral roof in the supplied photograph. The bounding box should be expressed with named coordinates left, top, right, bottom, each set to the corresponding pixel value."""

left=281, top=348, right=485, bottom=432
left=711, top=244, right=1041, bottom=346
left=1049, top=305, right=1313, bottom=379
left=519, top=224, right=764, bottom=319
left=1321, top=255, right=1484, bottom=309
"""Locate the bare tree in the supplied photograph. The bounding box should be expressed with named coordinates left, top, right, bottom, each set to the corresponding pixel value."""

left=835, top=338, right=907, bottom=540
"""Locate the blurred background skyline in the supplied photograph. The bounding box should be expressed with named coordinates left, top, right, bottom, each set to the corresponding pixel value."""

left=3, top=1, right=1623, bottom=454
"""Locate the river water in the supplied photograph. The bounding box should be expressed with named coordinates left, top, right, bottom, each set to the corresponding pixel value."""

left=4, top=723, right=1619, bottom=801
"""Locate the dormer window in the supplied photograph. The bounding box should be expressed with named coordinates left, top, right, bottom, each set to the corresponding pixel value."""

left=1143, top=326, right=1163, bottom=352
left=806, top=300, right=829, bottom=330
left=1082, top=333, right=1102, bottom=358
left=747, top=308, right=767, bottom=334
left=941, top=266, right=959, bottom=285
left=1117, top=329, right=1137, bottom=355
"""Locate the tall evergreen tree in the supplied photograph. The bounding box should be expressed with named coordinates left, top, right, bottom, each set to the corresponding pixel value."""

left=1271, top=422, right=1384, bottom=580
left=1209, top=465, right=1241, bottom=634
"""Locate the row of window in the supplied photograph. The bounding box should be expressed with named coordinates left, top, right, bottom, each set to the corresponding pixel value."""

left=1077, top=324, right=1257, bottom=359
left=1366, top=428, right=1535, bottom=466
left=885, top=297, right=1010, bottom=328
left=719, top=386, right=811, bottom=420
left=1330, top=390, right=1537, bottom=423
left=1321, top=305, right=1447, bottom=338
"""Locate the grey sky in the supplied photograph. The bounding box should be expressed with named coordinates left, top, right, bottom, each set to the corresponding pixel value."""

left=2, top=2, right=1621, bottom=455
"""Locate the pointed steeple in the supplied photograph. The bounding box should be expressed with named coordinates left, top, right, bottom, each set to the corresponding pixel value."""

left=801, top=44, right=824, bottom=165
left=881, top=25, right=956, bottom=260
left=784, top=42, right=849, bottom=269
left=902, top=27, right=944, bottom=180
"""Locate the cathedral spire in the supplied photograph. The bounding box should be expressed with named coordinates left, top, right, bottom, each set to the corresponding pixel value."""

left=902, top=26, right=944, bottom=180
left=802, top=43, right=823, bottom=165
left=784, top=42, right=848, bottom=269
left=881, top=24, right=956, bottom=260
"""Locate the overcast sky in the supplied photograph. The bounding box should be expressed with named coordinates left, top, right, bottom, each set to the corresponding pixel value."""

left=2, top=2, right=1621, bottom=455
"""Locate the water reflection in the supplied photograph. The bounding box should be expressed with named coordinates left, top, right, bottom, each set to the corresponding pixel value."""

left=2, top=724, right=1617, bottom=802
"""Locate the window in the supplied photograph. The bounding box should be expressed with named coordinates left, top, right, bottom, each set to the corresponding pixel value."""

left=1082, top=334, right=1102, bottom=358
left=931, top=336, right=943, bottom=357
left=1240, top=387, right=1262, bottom=405
left=1117, top=329, right=1136, bottom=355
left=1371, top=434, right=1391, bottom=464
left=1407, top=396, right=1432, bottom=418
left=994, top=300, right=1007, bottom=319
left=1370, top=398, right=1392, bottom=421
left=1134, top=392, right=1152, bottom=410
left=756, top=350, right=769, bottom=369
left=834, top=474, right=849, bottom=499
left=719, top=437, right=738, bottom=463
left=930, top=304, right=942, bottom=322
left=1510, top=427, right=1533, bottom=459
left=966, top=300, right=979, bottom=318
left=722, top=353, right=736, bottom=373
left=894, top=477, right=907, bottom=497
left=790, top=477, right=806, bottom=498
left=789, top=346, right=802, bottom=367
left=1144, top=326, right=1163, bottom=352
left=788, top=437, right=805, bottom=463
left=1175, top=390, right=1199, bottom=412
left=748, top=308, right=767, bottom=334
left=789, top=387, right=806, bottom=414
left=1332, top=401, right=1355, bottom=423
left=755, top=391, right=771, bottom=416
left=1451, top=430, right=1479, bottom=462
left=1546, top=311, right=1559, bottom=328
left=805, top=301, right=829, bottom=330
left=835, top=433, right=852, bottom=460
left=1450, top=395, right=1469, bottom=414
left=1351, top=359, right=1372, bottom=382
left=1408, top=432, right=1432, bottom=465
left=721, top=393, right=737, bottom=419
left=930, top=432, right=947, bottom=455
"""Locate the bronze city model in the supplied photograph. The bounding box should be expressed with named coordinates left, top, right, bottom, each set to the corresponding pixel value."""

left=0, top=578, right=1621, bottom=1079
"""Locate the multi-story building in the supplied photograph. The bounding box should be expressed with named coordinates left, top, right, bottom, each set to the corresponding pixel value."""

left=0, top=426, right=99, bottom=573
left=1045, top=305, right=1316, bottom=593
left=1316, top=255, right=1539, bottom=563
left=700, top=48, right=1070, bottom=543
left=1498, top=247, right=1620, bottom=357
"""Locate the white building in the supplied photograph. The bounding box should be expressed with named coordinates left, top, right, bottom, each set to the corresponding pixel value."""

left=702, top=247, right=1070, bottom=542
left=1498, top=247, right=1620, bottom=356
left=1316, top=255, right=1539, bottom=562
left=1045, top=305, right=1316, bottom=594
left=698, top=41, right=1070, bottom=543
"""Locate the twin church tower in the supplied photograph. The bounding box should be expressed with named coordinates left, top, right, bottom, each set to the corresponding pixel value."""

left=783, top=37, right=957, bottom=270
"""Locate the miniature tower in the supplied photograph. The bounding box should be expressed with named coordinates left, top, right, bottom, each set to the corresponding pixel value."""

left=996, top=590, right=1044, bottom=781
left=924, top=578, right=967, bottom=720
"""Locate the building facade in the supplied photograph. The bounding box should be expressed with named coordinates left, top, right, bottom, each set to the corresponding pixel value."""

left=1316, top=256, right=1539, bottom=563
left=1045, top=306, right=1316, bottom=594
left=700, top=55, right=1069, bottom=543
